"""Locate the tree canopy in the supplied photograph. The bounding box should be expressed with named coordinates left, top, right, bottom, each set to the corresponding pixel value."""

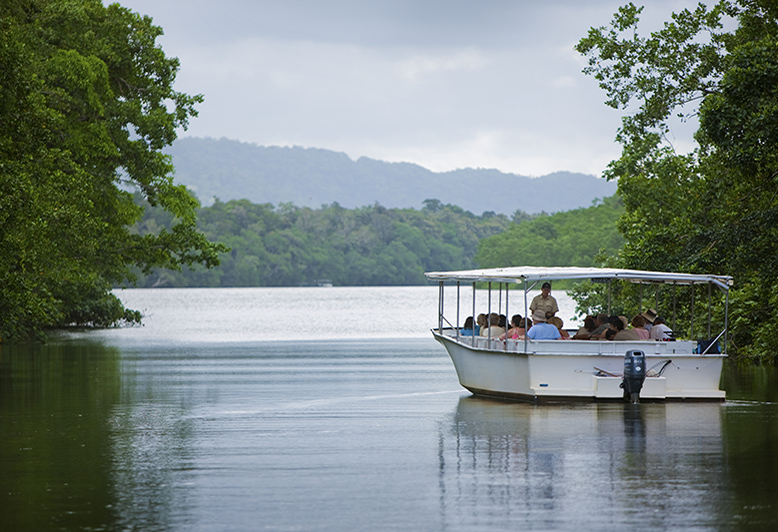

left=130, top=193, right=625, bottom=289
left=0, top=0, right=226, bottom=340
left=576, top=0, right=778, bottom=359
left=132, top=197, right=515, bottom=288
left=475, top=196, right=624, bottom=270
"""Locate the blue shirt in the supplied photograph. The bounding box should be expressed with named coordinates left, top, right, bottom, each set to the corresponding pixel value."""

left=527, top=322, right=561, bottom=340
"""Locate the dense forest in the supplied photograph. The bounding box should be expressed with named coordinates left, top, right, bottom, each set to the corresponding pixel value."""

left=131, top=195, right=624, bottom=288
left=476, top=195, right=624, bottom=269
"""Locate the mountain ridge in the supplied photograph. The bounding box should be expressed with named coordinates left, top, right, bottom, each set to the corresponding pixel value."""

left=168, top=137, right=617, bottom=215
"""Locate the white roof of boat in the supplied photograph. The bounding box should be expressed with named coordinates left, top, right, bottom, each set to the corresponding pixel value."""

left=425, top=266, right=733, bottom=288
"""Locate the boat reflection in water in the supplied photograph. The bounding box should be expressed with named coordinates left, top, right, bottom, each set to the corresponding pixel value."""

left=438, top=397, right=733, bottom=530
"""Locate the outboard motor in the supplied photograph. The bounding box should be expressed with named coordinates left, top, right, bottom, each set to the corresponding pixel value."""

left=621, top=349, right=646, bottom=403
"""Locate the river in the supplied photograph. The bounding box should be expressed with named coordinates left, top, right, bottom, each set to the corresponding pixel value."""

left=1, top=286, right=776, bottom=531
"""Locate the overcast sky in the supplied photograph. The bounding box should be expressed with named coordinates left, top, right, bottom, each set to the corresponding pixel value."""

left=114, top=0, right=703, bottom=177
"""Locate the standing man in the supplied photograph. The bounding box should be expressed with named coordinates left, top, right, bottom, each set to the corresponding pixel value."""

left=530, top=282, right=559, bottom=319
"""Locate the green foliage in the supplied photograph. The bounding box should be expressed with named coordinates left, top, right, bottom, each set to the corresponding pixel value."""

left=0, top=1, right=226, bottom=340
left=131, top=198, right=513, bottom=287
left=475, top=196, right=624, bottom=269
left=576, top=0, right=778, bottom=358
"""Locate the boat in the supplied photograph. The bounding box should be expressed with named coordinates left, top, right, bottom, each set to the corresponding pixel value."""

left=425, top=266, right=733, bottom=402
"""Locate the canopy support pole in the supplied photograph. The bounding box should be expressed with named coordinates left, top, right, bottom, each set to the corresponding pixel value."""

left=487, top=282, right=492, bottom=341
left=639, top=284, right=643, bottom=313
left=502, top=283, right=508, bottom=351
left=505, top=283, right=509, bottom=325
left=707, top=283, right=713, bottom=338
left=724, top=288, right=730, bottom=353
left=523, top=279, right=529, bottom=352
left=472, top=282, right=476, bottom=347
left=455, top=281, right=460, bottom=342
left=438, top=281, right=444, bottom=333
left=691, top=283, right=695, bottom=340
left=498, top=284, right=502, bottom=323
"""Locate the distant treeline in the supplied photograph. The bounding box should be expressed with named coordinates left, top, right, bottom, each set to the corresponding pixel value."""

left=130, top=195, right=624, bottom=288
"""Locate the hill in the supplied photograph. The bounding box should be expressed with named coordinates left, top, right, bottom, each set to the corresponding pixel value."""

left=168, top=137, right=617, bottom=215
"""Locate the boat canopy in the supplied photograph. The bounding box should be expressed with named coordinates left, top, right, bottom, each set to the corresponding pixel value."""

left=425, top=266, right=733, bottom=291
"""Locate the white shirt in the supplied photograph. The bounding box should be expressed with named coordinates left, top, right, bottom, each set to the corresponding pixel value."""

left=649, top=323, right=673, bottom=340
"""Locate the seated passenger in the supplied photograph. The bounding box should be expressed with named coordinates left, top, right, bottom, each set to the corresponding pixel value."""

left=476, top=313, right=487, bottom=334
left=573, top=315, right=597, bottom=339
left=630, top=315, right=650, bottom=340
left=612, top=314, right=641, bottom=341
left=548, top=316, right=570, bottom=339
left=649, top=316, right=674, bottom=340
left=640, top=308, right=658, bottom=333
left=461, top=316, right=478, bottom=336
left=601, top=315, right=622, bottom=341
left=589, top=313, right=611, bottom=339
left=525, top=310, right=561, bottom=340
left=499, top=314, right=525, bottom=340
left=511, top=318, right=532, bottom=337
left=480, top=312, right=506, bottom=338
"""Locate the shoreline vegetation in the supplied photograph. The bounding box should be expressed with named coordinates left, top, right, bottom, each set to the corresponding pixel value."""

left=129, top=194, right=624, bottom=289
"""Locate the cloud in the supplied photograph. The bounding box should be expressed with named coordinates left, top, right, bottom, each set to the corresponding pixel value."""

left=396, top=49, right=490, bottom=81
left=116, top=0, right=703, bottom=177
left=550, top=76, right=578, bottom=88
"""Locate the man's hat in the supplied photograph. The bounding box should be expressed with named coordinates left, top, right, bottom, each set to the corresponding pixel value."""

left=640, top=308, right=657, bottom=323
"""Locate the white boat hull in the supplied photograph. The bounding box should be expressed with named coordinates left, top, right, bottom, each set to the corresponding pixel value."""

left=434, top=331, right=725, bottom=402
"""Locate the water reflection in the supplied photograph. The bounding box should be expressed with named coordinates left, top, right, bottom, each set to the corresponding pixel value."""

left=2, top=335, right=778, bottom=532
left=0, top=342, right=122, bottom=531
left=439, top=397, right=743, bottom=530
left=108, top=402, right=196, bottom=531
left=722, top=359, right=778, bottom=402
left=0, top=342, right=195, bottom=532
left=722, top=401, right=778, bottom=529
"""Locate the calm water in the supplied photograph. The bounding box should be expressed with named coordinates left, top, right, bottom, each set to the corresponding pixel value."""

left=1, top=287, right=777, bottom=531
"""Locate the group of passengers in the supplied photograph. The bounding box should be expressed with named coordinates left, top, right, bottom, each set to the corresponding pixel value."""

left=461, top=313, right=515, bottom=338
left=461, top=310, right=567, bottom=340
left=460, top=279, right=675, bottom=342
left=573, top=309, right=674, bottom=341
left=460, top=282, right=570, bottom=340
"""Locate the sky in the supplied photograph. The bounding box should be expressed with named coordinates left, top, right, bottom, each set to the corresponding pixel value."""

left=113, top=0, right=704, bottom=177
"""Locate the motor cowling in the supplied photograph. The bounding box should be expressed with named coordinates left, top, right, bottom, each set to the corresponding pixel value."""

left=621, top=349, right=646, bottom=403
